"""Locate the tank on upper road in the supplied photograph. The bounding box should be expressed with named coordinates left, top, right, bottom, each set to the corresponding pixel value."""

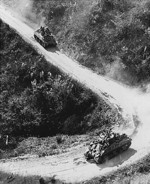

left=34, top=26, right=57, bottom=48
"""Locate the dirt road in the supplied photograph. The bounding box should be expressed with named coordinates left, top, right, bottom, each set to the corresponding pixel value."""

left=0, top=4, right=135, bottom=119
left=1, top=4, right=150, bottom=183
left=0, top=143, right=150, bottom=183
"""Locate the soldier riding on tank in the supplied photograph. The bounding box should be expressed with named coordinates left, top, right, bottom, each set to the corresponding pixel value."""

left=84, top=129, right=132, bottom=164
left=34, top=26, right=57, bottom=48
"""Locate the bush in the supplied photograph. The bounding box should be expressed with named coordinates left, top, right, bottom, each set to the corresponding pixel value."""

left=0, top=20, right=120, bottom=138
left=50, top=144, right=57, bottom=150
left=56, top=135, right=63, bottom=144
left=30, top=0, right=150, bottom=85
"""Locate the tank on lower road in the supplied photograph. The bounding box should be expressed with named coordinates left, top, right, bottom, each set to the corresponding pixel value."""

left=34, top=26, right=57, bottom=48
left=84, top=129, right=132, bottom=164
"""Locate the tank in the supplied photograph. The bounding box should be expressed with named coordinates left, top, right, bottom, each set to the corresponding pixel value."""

left=84, top=130, right=132, bottom=164
left=34, top=26, right=57, bottom=48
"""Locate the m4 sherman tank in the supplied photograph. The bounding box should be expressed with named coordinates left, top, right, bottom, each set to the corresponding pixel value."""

left=85, top=130, right=132, bottom=164
left=34, top=26, right=57, bottom=48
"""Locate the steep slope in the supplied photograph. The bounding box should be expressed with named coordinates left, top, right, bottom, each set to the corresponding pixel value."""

left=2, top=0, right=150, bottom=85
left=1, top=4, right=150, bottom=183
left=0, top=4, right=135, bottom=127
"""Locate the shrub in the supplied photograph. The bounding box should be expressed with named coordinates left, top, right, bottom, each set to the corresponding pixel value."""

left=50, top=144, right=57, bottom=150
left=30, top=0, right=150, bottom=85
left=56, top=135, right=63, bottom=144
left=1, top=20, right=120, bottom=138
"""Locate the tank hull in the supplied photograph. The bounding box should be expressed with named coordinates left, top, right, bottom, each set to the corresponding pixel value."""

left=94, top=138, right=131, bottom=164
left=34, top=27, right=57, bottom=48
left=85, top=132, right=132, bottom=164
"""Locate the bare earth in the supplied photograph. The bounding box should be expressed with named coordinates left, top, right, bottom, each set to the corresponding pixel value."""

left=1, top=4, right=150, bottom=183
left=0, top=143, right=150, bottom=183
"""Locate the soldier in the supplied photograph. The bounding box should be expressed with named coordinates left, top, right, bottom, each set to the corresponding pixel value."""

left=6, top=135, right=8, bottom=146
left=45, top=27, right=51, bottom=35
left=96, top=143, right=102, bottom=154
left=40, top=26, right=45, bottom=36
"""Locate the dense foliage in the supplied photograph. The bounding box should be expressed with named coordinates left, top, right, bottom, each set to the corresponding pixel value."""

left=0, top=20, right=123, bottom=137
left=30, top=0, right=150, bottom=85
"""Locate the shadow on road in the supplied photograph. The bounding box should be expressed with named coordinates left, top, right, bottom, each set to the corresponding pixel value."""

left=99, top=148, right=137, bottom=169
left=46, top=46, right=60, bottom=53
left=86, top=148, right=137, bottom=169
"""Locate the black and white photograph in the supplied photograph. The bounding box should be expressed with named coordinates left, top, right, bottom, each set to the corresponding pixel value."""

left=0, top=0, right=150, bottom=183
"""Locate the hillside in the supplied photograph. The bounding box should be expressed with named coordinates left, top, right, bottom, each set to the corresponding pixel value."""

left=1, top=0, right=150, bottom=183
left=0, top=19, right=125, bottom=157
left=2, top=0, right=150, bottom=85
left=34, top=0, right=150, bottom=85
left=0, top=17, right=150, bottom=184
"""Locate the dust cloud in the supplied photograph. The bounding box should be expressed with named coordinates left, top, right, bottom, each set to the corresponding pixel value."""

left=106, top=57, right=135, bottom=86
left=18, top=0, right=45, bottom=28
left=114, top=86, right=150, bottom=149
left=0, top=4, right=150, bottom=180
left=1, top=0, right=150, bottom=155
left=131, top=93, right=150, bottom=148
left=1, top=0, right=45, bottom=28
left=104, top=56, right=150, bottom=148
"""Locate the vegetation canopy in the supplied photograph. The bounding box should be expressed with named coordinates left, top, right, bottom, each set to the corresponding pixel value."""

left=31, top=0, right=150, bottom=85
left=0, top=20, right=123, bottom=139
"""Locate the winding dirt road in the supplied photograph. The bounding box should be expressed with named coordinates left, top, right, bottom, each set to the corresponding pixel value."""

left=0, top=144, right=149, bottom=183
left=1, top=4, right=150, bottom=183
left=0, top=4, right=135, bottom=117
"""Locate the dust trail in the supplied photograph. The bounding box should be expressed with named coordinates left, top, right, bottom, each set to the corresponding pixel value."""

left=1, top=4, right=150, bottom=182
left=17, top=0, right=45, bottom=28
left=131, top=93, right=150, bottom=148
left=1, top=0, right=150, bottom=146
left=113, top=85, right=150, bottom=148
left=1, top=0, right=45, bottom=28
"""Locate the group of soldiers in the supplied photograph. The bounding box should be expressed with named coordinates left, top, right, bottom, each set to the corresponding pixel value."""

left=85, top=129, right=120, bottom=161
left=40, top=26, right=52, bottom=37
